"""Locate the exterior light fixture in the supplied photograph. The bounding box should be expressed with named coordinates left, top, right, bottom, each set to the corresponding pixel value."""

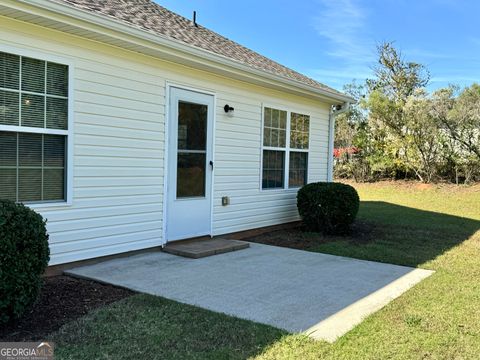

left=224, top=104, right=234, bottom=114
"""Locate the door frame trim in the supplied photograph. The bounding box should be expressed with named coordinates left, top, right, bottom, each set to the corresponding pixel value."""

left=163, top=82, right=217, bottom=245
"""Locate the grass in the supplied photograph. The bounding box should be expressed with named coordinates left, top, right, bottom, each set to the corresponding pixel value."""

left=52, top=181, right=480, bottom=359
left=255, top=182, right=480, bottom=359
left=52, top=295, right=286, bottom=360
left=312, top=181, right=480, bottom=268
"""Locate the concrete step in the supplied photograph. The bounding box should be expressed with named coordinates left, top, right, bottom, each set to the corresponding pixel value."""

left=163, top=238, right=249, bottom=259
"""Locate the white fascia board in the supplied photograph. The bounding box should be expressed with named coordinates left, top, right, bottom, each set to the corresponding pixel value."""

left=5, top=0, right=354, bottom=104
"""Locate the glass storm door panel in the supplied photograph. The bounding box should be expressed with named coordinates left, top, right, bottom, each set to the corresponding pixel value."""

left=176, top=101, right=207, bottom=198
left=167, top=87, right=214, bottom=241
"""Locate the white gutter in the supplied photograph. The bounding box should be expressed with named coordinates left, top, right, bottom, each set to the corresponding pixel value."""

left=6, top=0, right=354, bottom=104
left=327, top=103, right=351, bottom=182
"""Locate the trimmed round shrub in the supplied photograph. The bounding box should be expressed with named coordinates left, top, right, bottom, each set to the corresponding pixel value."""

left=0, top=200, right=49, bottom=325
left=297, top=182, right=360, bottom=234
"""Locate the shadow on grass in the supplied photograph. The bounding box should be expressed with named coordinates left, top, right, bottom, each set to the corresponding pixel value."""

left=52, top=294, right=289, bottom=360
left=313, top=201, right=480, bottom=268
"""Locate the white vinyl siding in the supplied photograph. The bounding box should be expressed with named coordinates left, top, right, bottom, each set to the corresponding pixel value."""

left=0, top=15, right=332, bottom=265
left=213, top=97, right=328, bottom=235
left=0, top=18, right=165, bottom=265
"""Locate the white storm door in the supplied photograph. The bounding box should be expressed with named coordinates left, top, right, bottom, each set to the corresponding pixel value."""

left=166, top=87, right=214, bottom=241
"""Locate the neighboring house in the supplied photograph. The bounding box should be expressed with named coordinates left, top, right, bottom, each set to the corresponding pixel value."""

left=0, top=0, right=352, bottom=265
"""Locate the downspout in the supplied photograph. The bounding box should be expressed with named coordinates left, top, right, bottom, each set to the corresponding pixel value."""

left=327, top=102, right=350, bottom=182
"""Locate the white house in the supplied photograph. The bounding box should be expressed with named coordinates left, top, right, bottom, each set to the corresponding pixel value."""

left=0, top=0, right=353, bottom=266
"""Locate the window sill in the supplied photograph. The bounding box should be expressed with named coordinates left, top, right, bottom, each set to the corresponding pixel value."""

left=27, top=201, right=72, bottom=210
left=260, top=187, right=302, bottom=193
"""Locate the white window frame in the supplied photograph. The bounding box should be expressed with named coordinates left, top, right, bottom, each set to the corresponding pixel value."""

left=0, top=44, right=74, bottom=208
left=260, top=103, right=311, bottom=191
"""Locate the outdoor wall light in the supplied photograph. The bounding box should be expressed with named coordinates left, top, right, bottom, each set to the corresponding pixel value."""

left=224, top=104, right=235, bottom=114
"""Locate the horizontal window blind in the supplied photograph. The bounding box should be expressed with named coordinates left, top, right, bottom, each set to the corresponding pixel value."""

left=0, top=131, right=66, bottom=202
left=0, top=52, right=19, bottom=90
left=0, top=51, right=68, bottom=130
left=0, top=50, right=69, bottom=204
left=0, top=90, right=19, bottom=126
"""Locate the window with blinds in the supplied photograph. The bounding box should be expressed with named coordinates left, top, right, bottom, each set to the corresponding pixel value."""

left=0, top=51, right=68, bottom=203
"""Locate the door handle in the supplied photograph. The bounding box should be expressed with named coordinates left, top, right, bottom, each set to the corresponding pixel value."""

left=209, top=160, right=214, bottom=170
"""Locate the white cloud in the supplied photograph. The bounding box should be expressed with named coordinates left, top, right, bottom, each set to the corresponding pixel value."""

left=310, top=0, right=374, bottom=89
left=312, top=0, right=371, bottom=57
left=308, top=0, right=479, bottom=91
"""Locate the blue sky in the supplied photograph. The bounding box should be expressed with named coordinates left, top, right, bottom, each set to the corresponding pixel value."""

left=157, top=0, right=479, bottom=92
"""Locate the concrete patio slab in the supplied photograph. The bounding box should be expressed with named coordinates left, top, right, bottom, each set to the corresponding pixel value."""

left=66, top=243, right=433, bottom=342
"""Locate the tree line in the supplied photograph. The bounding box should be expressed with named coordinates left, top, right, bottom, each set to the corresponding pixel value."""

left=335, top=42, right=480, bottom=184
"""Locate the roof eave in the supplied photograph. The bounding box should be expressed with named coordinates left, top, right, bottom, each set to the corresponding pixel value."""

left=2, top=0, right=354, bottom=104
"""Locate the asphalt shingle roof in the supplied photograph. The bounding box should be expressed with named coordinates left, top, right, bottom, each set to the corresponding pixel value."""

left=56, top=0, right=343, bottom=95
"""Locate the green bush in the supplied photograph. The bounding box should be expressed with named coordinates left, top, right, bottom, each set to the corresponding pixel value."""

left=297, top=182, right=360, bottom=234
left=0, top=200, right=49, bottom=325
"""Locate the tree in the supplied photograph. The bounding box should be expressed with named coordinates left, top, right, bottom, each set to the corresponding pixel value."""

left=403, top=90, right=444, bottom=182
left=334, top=42, right=479, bottom=184
left=367, top=42, right=430, bottom=102
left=334, top=81, right=367, bottom=149
left=365, top=42, right=436, bottom=182
left=440, top=84, right=480, bottom=160
left=430, top=84, right=480, bottom=183
left=334, top=81, right=372, bottom=181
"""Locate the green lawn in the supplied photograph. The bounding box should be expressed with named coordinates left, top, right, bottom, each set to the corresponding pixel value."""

left=53, top=182, right=480, bottom=359
left=53, top=295, right=286, bottom=360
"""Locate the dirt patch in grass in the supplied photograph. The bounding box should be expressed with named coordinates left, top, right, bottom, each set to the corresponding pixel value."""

left=246, top=221, right=378, bottom=250
left=0, top=275, right=134, bottom=342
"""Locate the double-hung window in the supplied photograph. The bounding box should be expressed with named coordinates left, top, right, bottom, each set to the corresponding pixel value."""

left=0, top=50, right=69, bottom=204
left=262, top=106, right=310, bottom=190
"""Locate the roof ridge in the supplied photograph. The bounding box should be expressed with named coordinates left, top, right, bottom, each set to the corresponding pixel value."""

left=54, top=0, right=343, bottom=96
